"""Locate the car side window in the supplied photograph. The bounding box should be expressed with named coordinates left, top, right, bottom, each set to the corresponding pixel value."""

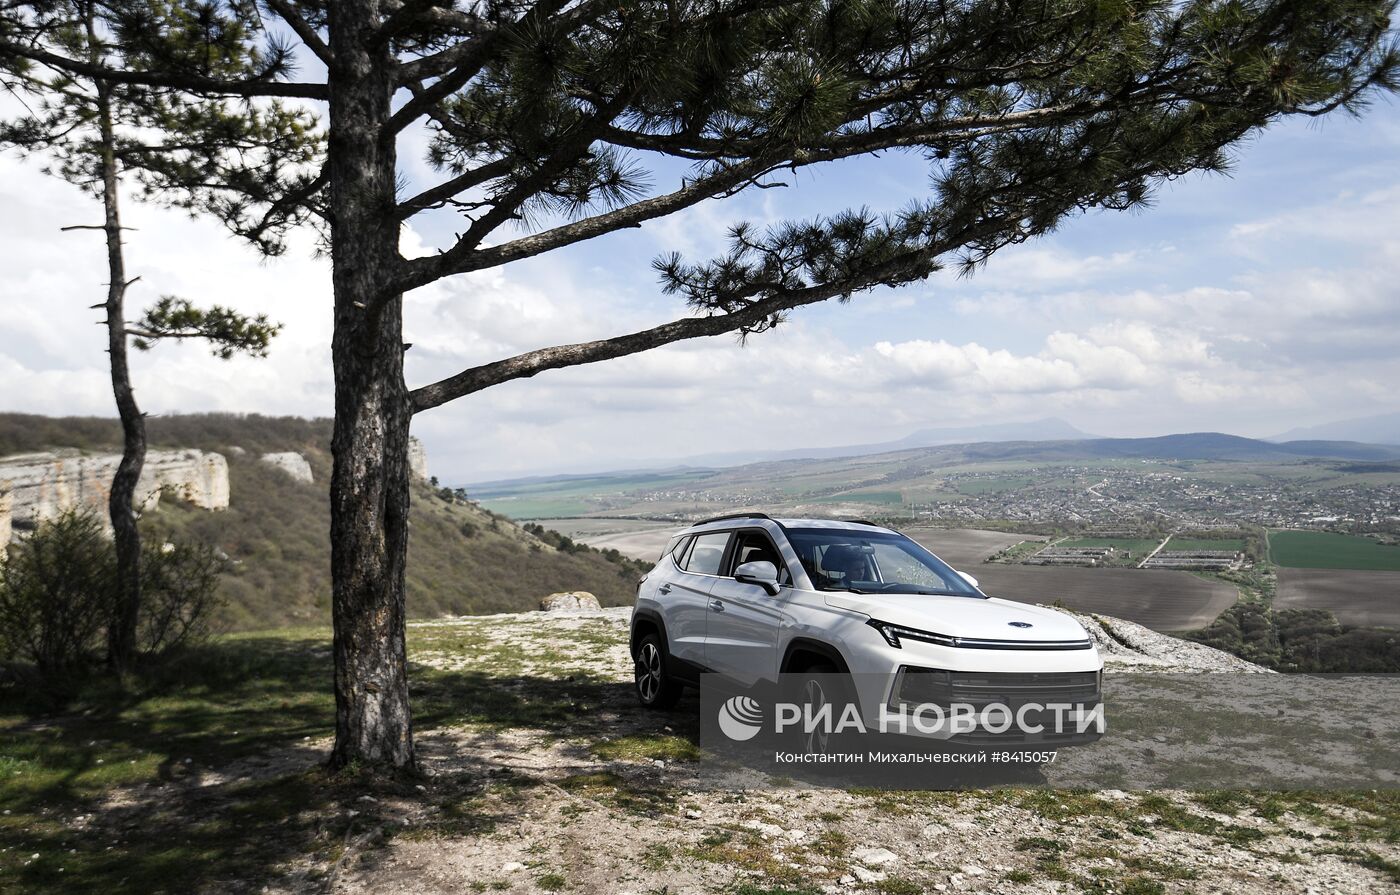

left=729, top=530, right=790, bottom=585
left=681, top=532, right=730, bottom=575
left=669, top=535, right=694, bottom=566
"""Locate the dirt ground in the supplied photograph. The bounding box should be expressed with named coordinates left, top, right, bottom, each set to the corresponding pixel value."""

left=244, top=610, right=1397, bottom=895
left=1274, top=567, right=1400, bottom=628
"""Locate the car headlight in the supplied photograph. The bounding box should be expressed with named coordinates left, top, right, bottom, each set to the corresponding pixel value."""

left=865, top=618, right=1093, bottom=651
left=866, top=619, right=959, bottom=649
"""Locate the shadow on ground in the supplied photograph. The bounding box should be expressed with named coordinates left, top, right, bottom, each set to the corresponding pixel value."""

left=0, top=634, right=1051, bottom=893
left=0, top=635, right=699, bottom=894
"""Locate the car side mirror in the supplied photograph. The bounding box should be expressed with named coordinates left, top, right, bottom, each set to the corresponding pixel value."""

left=957, top=570, right=980, bottom=589
left=734, top=560, right=781, bottom=596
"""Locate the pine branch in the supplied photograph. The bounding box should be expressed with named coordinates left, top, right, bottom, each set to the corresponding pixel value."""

left=396, top=157, right=515, bottom=218
left=264, top=0, right=333, bottom=66
left=408, top=242, right=943, bottom=412
left=396, top=98, right=1116, bottom=290
left=128, top=296, right=281, bottom=359
left=376, top=0, right=491, bottom=51
left=386, top=0, right=609, bottom=127
left=0, top=40, right=329, bottom=99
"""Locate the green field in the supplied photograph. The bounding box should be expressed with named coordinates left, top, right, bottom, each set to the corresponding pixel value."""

left=474, top=494, right=602, bottom=517
left=1269, top=530, right=1400, bottom=571
left=1061, top=537, right=1164, bottom=555
left=810, top=489, right=905, bottom=505
left=1169, top=538, right=1246, bottom=552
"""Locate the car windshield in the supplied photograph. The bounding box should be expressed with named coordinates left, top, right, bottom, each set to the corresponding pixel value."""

left=785, top=528, right=983, bottom=598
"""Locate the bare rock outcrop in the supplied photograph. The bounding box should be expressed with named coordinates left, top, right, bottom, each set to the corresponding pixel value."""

left=408, top=437, right=429, bottom=482
left=539, top=591, right=602, bottom=612
left=0, top=448, right=229, bottom=539
left=1066, top=608, right=1269, bottom=672
left=260, top=451, right=314, bottom=484
left=0, top=488, right=11, bottom=555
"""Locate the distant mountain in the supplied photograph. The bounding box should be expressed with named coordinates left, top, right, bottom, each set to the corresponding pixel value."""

left=950, top=432, right=1400, bottom=463
left=1270, top=411, right=1400, bottom=446
left=625, top=417, right=1097, bottom=470
left=474, top=430, right=1400, bottom=492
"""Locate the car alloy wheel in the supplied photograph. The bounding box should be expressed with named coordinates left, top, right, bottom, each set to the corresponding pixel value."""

left=800, top=676, right=831, bottom=754
left=636, top=641, right=663, bottom=703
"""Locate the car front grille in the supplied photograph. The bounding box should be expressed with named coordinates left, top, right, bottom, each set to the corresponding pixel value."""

left=891, top=667, right=1101, bottom=708
left=888, top=667, right=1103, bottom=745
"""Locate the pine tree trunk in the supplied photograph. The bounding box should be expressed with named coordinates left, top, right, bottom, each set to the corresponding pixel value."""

left=88, top=27, right=146, bottom=674
left=326, top=0, right=416, bottom=771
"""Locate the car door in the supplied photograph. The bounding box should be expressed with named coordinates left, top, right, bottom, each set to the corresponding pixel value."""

left=664, top=530, right=731, bottom=666
left=704, top=528, right=788, bottom=684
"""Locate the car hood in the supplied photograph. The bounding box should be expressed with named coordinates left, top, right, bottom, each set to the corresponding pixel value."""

left=822, top=591, right=1090, bottom=642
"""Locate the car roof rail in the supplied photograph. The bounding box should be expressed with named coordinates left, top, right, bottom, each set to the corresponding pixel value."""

left=843, top=518, right=882, bottom=526
left=696, top=511, right=772, bottom=525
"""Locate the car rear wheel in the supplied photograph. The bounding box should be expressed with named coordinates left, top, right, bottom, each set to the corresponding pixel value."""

left=634, top=632, right=683, bottom=710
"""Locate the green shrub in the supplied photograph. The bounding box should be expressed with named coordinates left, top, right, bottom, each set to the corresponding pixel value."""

left=138, top=540, right=226, bottom=658
left=0, top=510, right=226, bottom=682
left=0, top=511, right=116, bottom=675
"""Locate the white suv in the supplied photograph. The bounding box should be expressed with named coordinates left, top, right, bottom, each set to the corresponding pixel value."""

left=630, top=514, right=1103, bottom=744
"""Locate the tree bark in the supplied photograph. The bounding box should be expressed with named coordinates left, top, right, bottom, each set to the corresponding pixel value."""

left=86, top=11, right=146, bottom=674
left=325, top=0, right=416, bottom=771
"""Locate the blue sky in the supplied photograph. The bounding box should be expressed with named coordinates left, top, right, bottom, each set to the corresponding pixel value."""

left=2, top=90, right=1399, bottom=484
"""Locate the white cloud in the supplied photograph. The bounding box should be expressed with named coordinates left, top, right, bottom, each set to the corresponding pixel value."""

left=5, top=117, right=1400, bottom=482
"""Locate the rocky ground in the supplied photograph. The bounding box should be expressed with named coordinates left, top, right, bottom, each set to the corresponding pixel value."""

left=13, top=607, right=1393, bottom=894
left=246, top=608, right=1394, bottom=895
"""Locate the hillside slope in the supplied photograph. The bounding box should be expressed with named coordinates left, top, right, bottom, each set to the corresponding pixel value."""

left=0, top=413, right=648, bottom=630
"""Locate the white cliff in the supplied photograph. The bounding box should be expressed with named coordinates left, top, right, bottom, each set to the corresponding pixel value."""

left=0, top=448, right=229, bottom=539
left=260, top=451, right=315, bottom=484
left=409, top=436, right=429, bottom=482
left=0, top=488, right=11, bottom=554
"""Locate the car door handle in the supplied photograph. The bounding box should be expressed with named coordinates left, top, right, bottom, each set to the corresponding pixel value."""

left=710, top=599, right=725, bottom=612
left=658, top=584, right=672, bottom=594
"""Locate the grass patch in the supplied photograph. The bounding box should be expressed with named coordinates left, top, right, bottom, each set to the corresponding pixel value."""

left=809, top=490, right=905, bottom=506
left=1060, top=537, right=1163, bottom=555
left=591, top=734, right=700, bottom=763
left=558, top=771, right=676, bottom=816
left=1270, top=530, right=1400, bottom=571
left=1169, top=538, right=1246, bottom=553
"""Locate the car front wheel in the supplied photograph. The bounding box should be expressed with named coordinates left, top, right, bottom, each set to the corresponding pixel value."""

left=634, top=632, right=683, bottom=709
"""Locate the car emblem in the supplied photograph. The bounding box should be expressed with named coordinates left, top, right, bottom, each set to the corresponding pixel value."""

left=1008, top=621, right=1033, bottom=628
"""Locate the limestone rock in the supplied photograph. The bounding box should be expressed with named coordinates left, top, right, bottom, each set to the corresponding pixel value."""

left=408, top=437, right=429, bottom=482
left=0, top=448, right=229, bottom=539
left=852, top=847, right=900, bottom=867
left=1065, top=608, right=1270, bottom=673
left=259, top=451, right=314, bottom=484
left=0, top=488, right=11, bottom=555
left=539, top=591, right=602, bottom=612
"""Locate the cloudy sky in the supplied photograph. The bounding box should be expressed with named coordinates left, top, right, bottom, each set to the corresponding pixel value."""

left=2, top=93, right=1398, bottom=484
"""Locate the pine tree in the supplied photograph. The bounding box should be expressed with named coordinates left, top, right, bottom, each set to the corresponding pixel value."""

left=0, top=0, right=301, bottom=672
left=2, top=0, right=1395, bottom=768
